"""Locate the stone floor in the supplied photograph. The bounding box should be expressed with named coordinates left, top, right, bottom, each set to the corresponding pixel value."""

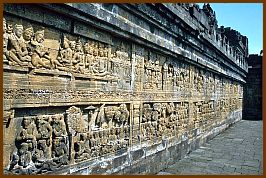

left=157, top=120, right=263, bottom=175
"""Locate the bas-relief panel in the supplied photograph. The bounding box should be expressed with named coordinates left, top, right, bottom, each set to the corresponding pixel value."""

left=3, top=16, right=243, bottom=174
left=3, top=17, right=132, bottom=90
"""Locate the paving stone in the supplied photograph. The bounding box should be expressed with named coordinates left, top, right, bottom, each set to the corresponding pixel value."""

left=160, top=120, right=262, bottom=175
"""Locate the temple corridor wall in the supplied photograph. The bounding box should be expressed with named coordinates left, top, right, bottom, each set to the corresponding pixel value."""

left=3, top=4, right=246, bottom=175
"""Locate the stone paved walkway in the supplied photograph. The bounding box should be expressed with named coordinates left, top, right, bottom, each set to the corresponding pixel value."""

left=158, top=120, right=263, bottom=175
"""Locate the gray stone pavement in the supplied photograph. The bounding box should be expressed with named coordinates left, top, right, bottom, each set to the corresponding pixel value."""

left=158, top=120, right=263, bottom=175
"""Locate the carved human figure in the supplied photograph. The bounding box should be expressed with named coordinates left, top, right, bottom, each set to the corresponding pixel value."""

left=57, top=36, right=73, bottom=71
left=23, top=26, right=34, bottom=45
left=22, top=27, right=35, bottom=65
left=117, top=127, right=127, bottom=149
left=33, top=139, right=50, bottom=162
left=84, top=42, right=94, bottom=73
left=142, top=104, right=152, bottom=123
left=87, top=132, right=95, bottom=152
left=3, top=18, right=9, bottom=63
left=74, top=133, right=86, bottom=161
left=99, top=130, right=109, bottom=155
left=83, top=133, right=92, bottom=159
left=144, top=60, right=152, bottom=89
left=8, top=24, right=31, bottom=66
left=91, top=132, right=100, bottom=157
left=86, top=105, right=98, bottom=131
left=72, top=40, right=85, bottom=73
left=154, top=60, right=161, bottom=89
left=152, top=103, right=161, bottom=121
left=95, top=104, right=106, bottom=129
left=91, top=46, right=108, bottom=76
left=35, top=116, right=52, bottom=160
left=119, top=104, right=129, bottom=127
left=113, top=107, right=121, bottom=127
left=36, top=116, right=52, bottom=141
left=108, top=128, right=117, bottom=153
left=51, top=138, right=68, bottom=166
left=15, top=117, right=37, bottom=168
left=104, top=106, right=115, bottom=128
left=51, top=114, right=67, bottom=138
left=30, top=29, right=52, bottom=69
left=167, top=65, right=174, bottom=90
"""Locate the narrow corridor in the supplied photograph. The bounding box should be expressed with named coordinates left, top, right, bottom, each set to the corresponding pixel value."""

left=158, top=120, right=263, bottom=175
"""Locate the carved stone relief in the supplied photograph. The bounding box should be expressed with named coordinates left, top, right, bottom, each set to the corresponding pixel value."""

left=3, top=15, right=244, bottom=175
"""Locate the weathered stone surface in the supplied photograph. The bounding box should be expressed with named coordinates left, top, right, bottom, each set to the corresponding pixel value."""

left=159, top=120, right=263, bottom=175
left=3, top=3, right=247, bottom=175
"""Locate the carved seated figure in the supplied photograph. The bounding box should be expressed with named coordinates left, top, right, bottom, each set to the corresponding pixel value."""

left=23, top=26, right=34, bottom=45
left=33, top=139, right=50, bottom=162
left=72, top=40, right=85, bottom=74
left=91, top=47, right=108, bottom=76
left=57, top=36, right=74, bottom=71
left=17, top=143, right=33, bottom=168
left=30, top=30, right=52, bottom=69
left=51, top=138, right=68, bottom=166
left=83, top=42, right=94, bottom=74
left=7, top=24, right=31, bottom=66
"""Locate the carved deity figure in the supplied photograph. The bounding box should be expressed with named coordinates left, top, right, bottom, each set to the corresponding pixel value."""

left=72, top=40, right=85, bottom=73
left=91, top=45, right=108, bottom=76
left=30, top=29, right=52, bottom=69
left=8, top=24, right=31, bottom=66
left=84, top=42, right=94, bottom=74
left=57, top=36, right=74, bottom=71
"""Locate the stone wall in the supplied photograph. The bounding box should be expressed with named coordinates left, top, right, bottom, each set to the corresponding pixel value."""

left=3, top=3, right=247, bottom=175
left=243, top=54, right=262, bottom=120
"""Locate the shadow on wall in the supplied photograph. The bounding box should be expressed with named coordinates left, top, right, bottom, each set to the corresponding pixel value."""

left=243, top=54, right=262, bottom=120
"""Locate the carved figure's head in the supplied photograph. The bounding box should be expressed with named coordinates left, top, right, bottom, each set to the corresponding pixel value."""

left=23, top=26, right=34, bottom=41
left=35, top=29, right=44, bottom=43
left=14, top=24, right=23, bottom=38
